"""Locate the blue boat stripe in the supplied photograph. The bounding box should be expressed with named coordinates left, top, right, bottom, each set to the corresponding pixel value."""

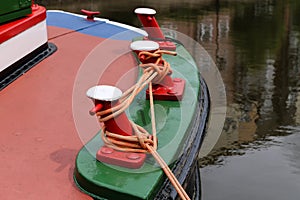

left=46, top=11, right=142, bottom=40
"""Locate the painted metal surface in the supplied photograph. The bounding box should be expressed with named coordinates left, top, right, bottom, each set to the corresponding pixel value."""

left=0, top=10, right=144, bottom=200
left=87, top=85, right=133, bottom=137
left=0, top=0, right=32, bottom=23
left=96, top=146, right=147, bottom=169
left=0, top=5, right=47, bottom=74
left=87, top=85, right=148, bottom=169
left=74, top=44, right=202, bottom=199
left=130, top=40, right=159, bottom=51
left=81, top=9, right=100, bottom=21
left=134, top=8, right=176, bottom=51
left=0, top=9, right=207, bottom=199
left=130, top=40, right=185, bottom=101
left=146, top=77, right=186, bottom=101
left=0, top=5, right=46, bottom=43
left=46, top=11, right=144, bottom=40
left=134, top=8, right=164, bottom=39
left=1, top=25, right=97, bottom=200
left=0, top=20, right=47, bottom=72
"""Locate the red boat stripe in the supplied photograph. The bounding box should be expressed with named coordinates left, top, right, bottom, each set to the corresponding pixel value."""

left=0, top=5, right=46, bottom=44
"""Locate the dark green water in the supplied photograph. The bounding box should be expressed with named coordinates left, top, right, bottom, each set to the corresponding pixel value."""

left=37, top=0, right=300, bottom=199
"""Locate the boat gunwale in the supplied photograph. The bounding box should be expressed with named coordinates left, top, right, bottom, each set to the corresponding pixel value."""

left=154, top=75, right=210, bottom=199
left=73, top=50, right=210, bottom=199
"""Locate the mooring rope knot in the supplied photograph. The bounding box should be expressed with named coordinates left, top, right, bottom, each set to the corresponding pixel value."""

left=100, top=122, right=154, bottom=153
left=138, top=50, right=177, bottom=84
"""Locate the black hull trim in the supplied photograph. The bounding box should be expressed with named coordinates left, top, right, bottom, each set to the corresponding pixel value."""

left=0, top=42, right=57, bottom=90
left=154, top=75, right=210, bottom=200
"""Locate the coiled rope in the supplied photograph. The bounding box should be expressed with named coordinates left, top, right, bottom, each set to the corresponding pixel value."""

left=95, top=49, right=190, bottom=200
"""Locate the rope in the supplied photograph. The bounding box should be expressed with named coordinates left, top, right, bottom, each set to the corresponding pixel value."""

left=95, top=49, right=190, bottom=200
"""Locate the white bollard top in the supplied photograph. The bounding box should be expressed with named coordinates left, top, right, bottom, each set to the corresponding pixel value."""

left=130, top=40, right=159, bottom=51
left=134, top=8, right=156, bottom=15
left=86, top=85, right=122, bottom=101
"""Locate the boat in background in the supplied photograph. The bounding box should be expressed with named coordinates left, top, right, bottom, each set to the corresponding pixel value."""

left=0, top=1, right=209, bottom=199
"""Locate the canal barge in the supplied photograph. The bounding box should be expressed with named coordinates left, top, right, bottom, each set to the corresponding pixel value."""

left=0, top=1, right=209, bottom=199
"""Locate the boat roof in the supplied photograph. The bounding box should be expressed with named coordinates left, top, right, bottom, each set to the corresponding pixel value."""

left=0, top=10, right=145, bottom=200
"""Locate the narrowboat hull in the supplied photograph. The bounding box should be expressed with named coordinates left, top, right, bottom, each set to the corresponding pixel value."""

left=73, top=42, right=210, bottom=200
left=0, top=6, right=209, bottom=200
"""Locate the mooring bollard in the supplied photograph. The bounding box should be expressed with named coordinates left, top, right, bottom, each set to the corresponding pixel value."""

left=87, top=85, right=146, bottom=168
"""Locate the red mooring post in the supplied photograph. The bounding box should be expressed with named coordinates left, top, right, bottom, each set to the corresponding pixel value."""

left=130, top=40, right=185, bottom=101
left=134, top=8, right=176, bottom=51
left=87, top=85, right=132, bottom=136
left=134, top=8, right=165, bottom=40
left=87, top=85, right=146, bottom=168
left=81, top=9, right=100, bottom=21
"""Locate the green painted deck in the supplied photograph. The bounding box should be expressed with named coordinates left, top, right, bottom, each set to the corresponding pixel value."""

left=74, top=44, right=202, bottom=200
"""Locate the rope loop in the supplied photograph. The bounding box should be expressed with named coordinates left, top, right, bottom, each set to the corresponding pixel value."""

left=138, top=50, right=177, bottom=84
left=100, top=122, right=154, bottom=153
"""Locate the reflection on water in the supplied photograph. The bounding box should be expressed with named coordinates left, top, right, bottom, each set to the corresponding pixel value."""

left=196, top=1, right=300, bottom=199
left=37, top=0, right=300, bottom=199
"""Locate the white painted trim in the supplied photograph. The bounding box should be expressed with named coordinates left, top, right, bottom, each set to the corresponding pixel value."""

left=47, top=10, right=109, bottom=23
left=86, top=85, right=122, bottom=101
left=0, top=20, right=48, bottom=72
left=130, top=40, right=159, bottom=51
left=134, top=8, right=156, bottom=15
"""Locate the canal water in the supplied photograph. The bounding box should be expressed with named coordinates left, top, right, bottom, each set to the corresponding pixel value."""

left=37, top=0, right=300, bottom=199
